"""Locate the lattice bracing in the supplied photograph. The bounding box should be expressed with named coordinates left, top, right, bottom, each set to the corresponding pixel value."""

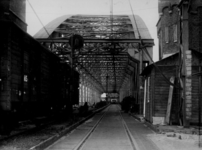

left=35, top=15, right=154, bottom=94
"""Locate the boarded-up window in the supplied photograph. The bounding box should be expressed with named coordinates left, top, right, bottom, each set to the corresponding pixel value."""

left=173, top=24, right=177, bottom=42
left=165, top=27, right=169, bottom=43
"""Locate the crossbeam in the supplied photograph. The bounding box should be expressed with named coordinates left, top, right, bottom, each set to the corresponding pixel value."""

left=36, top=38, right=154, bottom=45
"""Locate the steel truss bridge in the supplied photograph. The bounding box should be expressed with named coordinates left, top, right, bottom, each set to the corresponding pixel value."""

left=35, top=15, right=154, bottom=97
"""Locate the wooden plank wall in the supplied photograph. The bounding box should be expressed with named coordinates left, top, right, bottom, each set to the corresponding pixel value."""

left=191, top=52, right=202, bottom=124
left=153, top=66, right=179, bottom=123
left=144, top=52, right=202, bottom=125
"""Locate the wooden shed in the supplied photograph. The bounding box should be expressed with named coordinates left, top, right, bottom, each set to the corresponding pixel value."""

left=141, top=51, right=202, bottom=125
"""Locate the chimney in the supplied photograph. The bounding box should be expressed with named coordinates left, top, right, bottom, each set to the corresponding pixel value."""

left=158, top=0, right=180, bottom=15
left=0, top=0, right=27, bottom=31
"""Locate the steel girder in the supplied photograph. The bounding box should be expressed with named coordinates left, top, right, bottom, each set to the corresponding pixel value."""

left=35, top=15, right=153, bottom=94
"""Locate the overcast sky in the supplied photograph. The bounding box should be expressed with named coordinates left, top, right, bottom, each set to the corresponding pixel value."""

left=26, top=0, right=159, bottom=61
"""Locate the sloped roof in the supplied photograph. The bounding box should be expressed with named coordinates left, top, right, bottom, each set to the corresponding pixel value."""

left=158, top=0, right=180, bottom=13
left=141, top=52, right=179, bottom=76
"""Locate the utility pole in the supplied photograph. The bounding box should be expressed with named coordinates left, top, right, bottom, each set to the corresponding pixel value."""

left=69, top=34, right=83, bottom=113
left=179, top=0, right=191, bottom=127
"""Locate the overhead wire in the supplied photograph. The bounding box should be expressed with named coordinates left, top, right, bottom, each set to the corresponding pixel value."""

left=27, top=0, right=52, bottom=39
left=27, top=0, right=65, bottom=55
left=110, top=0, right=118, bottom=93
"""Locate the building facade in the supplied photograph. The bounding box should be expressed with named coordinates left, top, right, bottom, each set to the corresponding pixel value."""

left=142, top=0, right=202, bottom=127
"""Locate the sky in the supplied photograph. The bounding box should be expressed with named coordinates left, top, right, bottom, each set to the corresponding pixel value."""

left=26, top=0, right=159, bottom=61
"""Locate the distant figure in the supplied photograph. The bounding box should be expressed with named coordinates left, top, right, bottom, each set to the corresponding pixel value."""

left=79, top=102, right=89, bottom=116
left=121, top=96, right=131, bottom=113
left=83, top=102, right=89, bottom=112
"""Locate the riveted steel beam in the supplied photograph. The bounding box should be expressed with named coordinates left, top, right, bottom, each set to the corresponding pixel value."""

left=36, top=38, right=154, bottom=45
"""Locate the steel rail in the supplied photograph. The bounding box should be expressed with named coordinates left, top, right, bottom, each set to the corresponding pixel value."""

left=73, top=106, right=110, bottom=150
left=119, top=106, right=140, bottom=150
left=73, top=105, right=140, bottom=150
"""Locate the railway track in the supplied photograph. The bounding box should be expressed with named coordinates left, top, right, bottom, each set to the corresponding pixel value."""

left=72, top=105, right=139, bottom=150
left=120, top=111, right=140, bottom=150
left=44, top=105, right=140, bottom=150
left=72, top=107, right=109, bottom=150
left=0, top=106, right=97, bottom=145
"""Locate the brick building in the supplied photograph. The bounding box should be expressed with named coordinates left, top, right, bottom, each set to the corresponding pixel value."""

left=141, top=0, right=202, bottom=127
left=157, top=0, right=180, bottom=59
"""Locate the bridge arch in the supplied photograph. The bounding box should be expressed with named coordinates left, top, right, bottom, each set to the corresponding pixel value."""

left=34, top=14, right=154, bottom=105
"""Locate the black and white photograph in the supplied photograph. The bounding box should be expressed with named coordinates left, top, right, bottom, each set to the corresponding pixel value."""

left=0, top=0, right=201, bottom=149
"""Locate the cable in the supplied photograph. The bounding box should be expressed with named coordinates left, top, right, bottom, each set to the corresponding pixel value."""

left=27, top=0, right=52, bottom=39
left=27, top=0, right=105, bottom=92
left=128, top=0, right=141, bottom=39
left=27, top=0, right=64, bottom=53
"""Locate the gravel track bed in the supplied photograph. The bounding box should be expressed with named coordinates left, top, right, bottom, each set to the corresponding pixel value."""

left=0, top=117, right=83, bottom=150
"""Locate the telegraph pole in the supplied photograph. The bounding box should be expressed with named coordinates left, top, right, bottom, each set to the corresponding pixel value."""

left=69, top=34, right=83, bottom=113
left=179, top=0, right=191, bottom=127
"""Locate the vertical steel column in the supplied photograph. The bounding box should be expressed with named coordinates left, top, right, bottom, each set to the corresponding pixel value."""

left=93, top=89, right=95, bottom=104
left=81, top=76, right=84, bottom=105
left=90, top=86, right=92, bottom=104
left=85, top=81, right=87, bottom=103
left=88, top=83, right=90, bottom=103
left=69, top=37, right=75, bottom=112
left=89, top=86, right=92, bottom=104
left=106, top=75, right=109, bottom=102
left=79, top=76, right=82, bottom=105
left=83, top=79, right=85, bottom=103
left=86, top=83, right=89, bottom=103
left=88, top=85, right=90, bottom=104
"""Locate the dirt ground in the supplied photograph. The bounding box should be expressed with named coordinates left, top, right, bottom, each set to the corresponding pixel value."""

left=148, top=132, right=202, bottom=150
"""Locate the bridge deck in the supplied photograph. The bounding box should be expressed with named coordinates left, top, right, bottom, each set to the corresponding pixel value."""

left=45, top=105, right=159, bottom=150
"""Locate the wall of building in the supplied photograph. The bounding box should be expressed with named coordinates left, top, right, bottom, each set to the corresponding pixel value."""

left=157, top=4, right=180, bottom=60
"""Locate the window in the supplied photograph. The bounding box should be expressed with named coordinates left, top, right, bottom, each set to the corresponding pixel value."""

left=165, top=27, right=169, bottom=43
left=173, top=24, right=177, bottom=42
left=143, top=61, right=149, bottom=70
